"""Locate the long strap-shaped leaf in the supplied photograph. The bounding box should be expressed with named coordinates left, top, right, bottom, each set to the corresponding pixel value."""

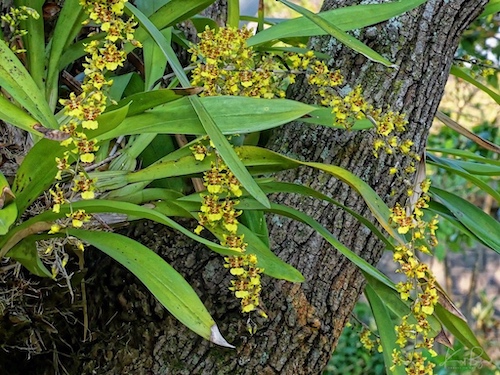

left=0, top=94, right=43, bottom=135
left=0, top=39, right=58, bottom=129
left=427, top=153, right=500, bottom=203
left=132, top=0, right=216, bottom=47
left=188, top=96, right=271, bottom=208
left=258, top=181, right=395, bottom=250
left=261, top=202, right=396, bottom=289
left=67, top=229, right=234, bottom=348
left=277, top=0, right=396, bottom=67
left=247, top=0, right=427, bottom=46
left=430, top=187, right=500, bottom=254
left=124, top=145, right=406, bottom=244
left=45, top=0, right=87, bottom=109
left=99, top=96, right=315, bottom=140
left=0, top=199, right=232, bottom=257
left=364, top=281, right=406, bottom=375
left=17, top=0, right=45, bottom=92
left=427, top=147, right=500, bottom=166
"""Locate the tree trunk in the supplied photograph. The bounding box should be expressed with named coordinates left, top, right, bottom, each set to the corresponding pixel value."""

left=1, top=1, right=486, bottom=374
left=260, top=1, right=487, bottom=372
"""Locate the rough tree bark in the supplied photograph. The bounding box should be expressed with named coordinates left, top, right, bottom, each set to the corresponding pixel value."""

left=1, top=1, right=487, bottom=374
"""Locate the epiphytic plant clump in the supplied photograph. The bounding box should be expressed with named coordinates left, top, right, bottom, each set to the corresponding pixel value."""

left=0, top=1, right=495, bottom=371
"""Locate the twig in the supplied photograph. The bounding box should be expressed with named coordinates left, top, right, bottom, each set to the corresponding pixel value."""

left=84, top=152, right=121, bottom=172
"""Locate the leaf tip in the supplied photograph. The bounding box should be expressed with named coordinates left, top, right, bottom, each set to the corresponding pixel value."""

left=210, top=324, right=235, bottom=348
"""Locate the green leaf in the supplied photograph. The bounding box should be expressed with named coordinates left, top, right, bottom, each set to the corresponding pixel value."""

left=143, top=27, right=170, bottom=90
left=107, top=72, right=135, bottom=101
left=162, top=196, right=303, bottom=282
left=105, top=141, right=200, bottom=198
left=58, top=32, right=103, bottom=72
left=0, top=39, right=58, bottom=129
left=0, top=94, right=43, bottom=135
left=189, top=16, right=219, bottom=33
left=229, top=196, right=397, bottom=289
left=6, top=235, right=52, bottom=278
left=106, top=88, right=184, bottom=117
left=364, top=282, right=405, bottom=375
left=112, top=188, right=184, bottom=205
left=128, top=145, right=406, bottom=246
left=67, top=229, right=233, bottom=348
left=247, top=0, right=427, bottom=47
left=277, top=0, right=396, bottom=67
left=134, top=0, right=170, bottom=17
left=427, top=201, right=486, bottom=246
left=0, top=171, right=17, bottom=235
left=243, top=146, right=406, bottom=244
left=99, top=96, right=315, bottom=140
left=430, top=187, right=500, bottom=254
left=239, top=210, right=270, bottom=248
left=427, top=154, right=500, bottom=203
left=45, top=0, right=87, bottom=108
left=38, top=200, right=232, bottom=255
left=139, top=135, right=187, bottom=191
left=172, top=188, right=393, bottom=284
left=133, top=0, right=216, bottom=44
left=108, top=134, right=156, bottom=171
left=227, top=0, right=240, bottom=28
left=0, top=201, right=17, bottom=236
left=264, top=203, right=396, bottom=288
left=18, top=0, right=45, bottom=92
left=427, top=148, right=500, bottom=166
left=364, top=272, right=441, bottom=335
left=450, top=66, right=500, bottom=105
left=240, top=223, right=304, bottom=282
left=125, top=3, right=190, bottom=87
left=434, top=304, right=490, bottom=361
left=12, top=139, right=60, bottom=216
left=480, top=0, right=500, bottom=18
left=433, top=159, right=500, bottom=176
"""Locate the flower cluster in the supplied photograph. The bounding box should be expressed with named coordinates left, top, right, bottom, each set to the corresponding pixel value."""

left=59, top=0, right=139, bottom=151
left=389, top=179, right=440, bottom=374
left=191, top=27, right=419, bottom=173
left=359, top=328, right=382, bottom=353
left=51, top=0, right=139, bottom=218
left=225, top=253, right=264, bottom=314
left=327, top=85, right=367, bottom=127
left=455, top=55, right=498, bottom=79
left=39, top=236, right=85, bottom=282
left=189, top=27, right=343, bottom=99
left=190, top=26, right=284, bottom=98
left=193, top=145, right=264, bottom=315
left=0, top=6, right=39, bottom=53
